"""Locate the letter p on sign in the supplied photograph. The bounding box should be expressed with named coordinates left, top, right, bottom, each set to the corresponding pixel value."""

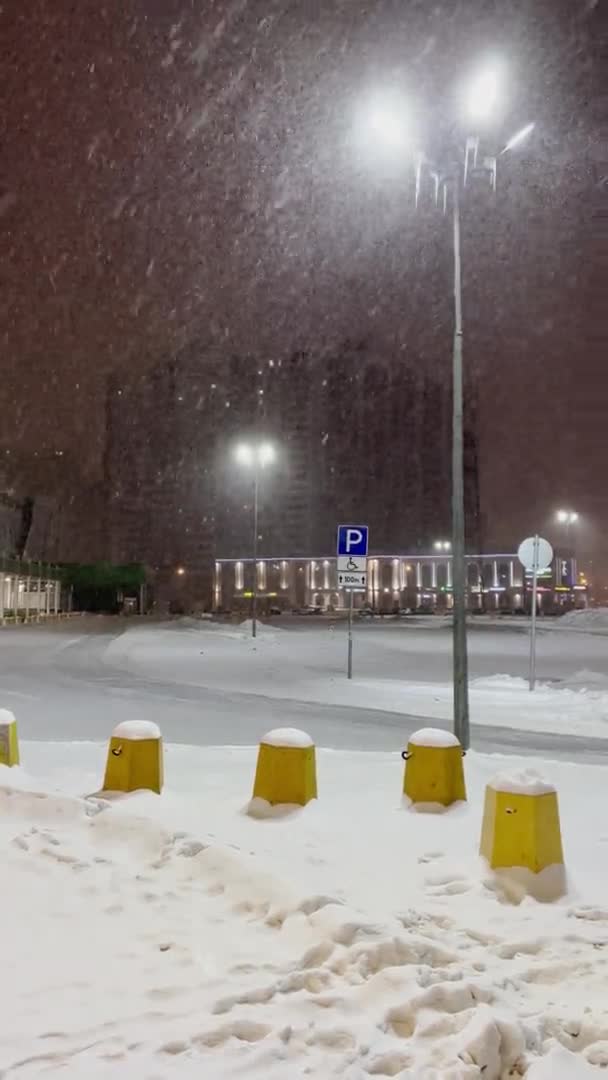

left=337, top=524, right=369, bottom=558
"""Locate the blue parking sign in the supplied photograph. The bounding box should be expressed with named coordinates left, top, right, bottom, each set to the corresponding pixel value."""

left=337, top=525, right=368, bottom=558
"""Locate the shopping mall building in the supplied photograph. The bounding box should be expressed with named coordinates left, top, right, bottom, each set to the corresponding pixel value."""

left=213, top=551, right=587, bottom=615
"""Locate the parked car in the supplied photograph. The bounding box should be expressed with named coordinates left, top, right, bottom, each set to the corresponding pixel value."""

left=357, top=606, right=375, bottom=618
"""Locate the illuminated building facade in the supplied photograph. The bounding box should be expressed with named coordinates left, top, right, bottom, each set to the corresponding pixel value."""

left=213, top=552, right=586, bottom=614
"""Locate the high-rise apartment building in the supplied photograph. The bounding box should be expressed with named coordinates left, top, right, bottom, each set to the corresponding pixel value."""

left=105, top=341, right=480, bottom=606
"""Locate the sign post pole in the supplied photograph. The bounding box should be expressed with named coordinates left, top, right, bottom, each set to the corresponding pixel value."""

left=518, top=534, right=553, bottom=694
left=336, top=525, right=369, bottom=682
left=529, top=535, right=539, bottom=692
left=347, top=588, right=354, bottom=680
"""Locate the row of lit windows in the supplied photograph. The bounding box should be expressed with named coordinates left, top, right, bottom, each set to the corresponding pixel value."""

left=220, top=557, right=526, bottom=592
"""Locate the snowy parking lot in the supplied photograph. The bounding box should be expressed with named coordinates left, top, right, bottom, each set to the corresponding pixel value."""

left=2, top=615, right=608, bottom=754
left=2, top=617, right=608, bottom=1077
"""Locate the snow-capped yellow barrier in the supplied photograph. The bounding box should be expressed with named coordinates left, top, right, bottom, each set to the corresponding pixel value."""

left=480, top=770, right=564, bottom=873
left=0, top=708, right=20, bottom=767
left=102, top=720, right=163, bottom=794
left=402, top=728, right=466, bottom=808
left=252, top=728, right=317, bottom=807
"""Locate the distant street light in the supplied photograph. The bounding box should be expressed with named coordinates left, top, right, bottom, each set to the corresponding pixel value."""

left=353, top=61, right=534, bottom=749
left=175, top=566, right=186, bottom=577
left=434, top=540, right=451, bottom=552
left=235, top=441, right=277, bottom=638
left=556, top=509, right=579, bottom=558
left=557, top=509, right=578, bottom=525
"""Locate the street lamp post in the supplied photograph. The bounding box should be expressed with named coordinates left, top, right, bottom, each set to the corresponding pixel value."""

left=556, top=509, right=579, bottom=591
left=451, top=180, right=469, bottom=749
left=556, top=509, right=579, bottom=551
left=252, top=454, right=260, bottom=637
left=235, top=442, right=276, bottom=638
left=353, top=64, right=533, bottom=749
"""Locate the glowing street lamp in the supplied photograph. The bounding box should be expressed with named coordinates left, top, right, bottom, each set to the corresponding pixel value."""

left=234, top=441, right=277, bottom=638
left=363, top=100, right=409, bottom=151
left=352, top=60, right=534, bottom=750
left=556, top=509, right=579, bottom=563
left=235, top=442, right=276, bottom=469
left=434, top=540, right=451, bottom=552
left=463, top=61, right=503, bottom=123
left=557, top=509, right=578, bottom=526
left=352, top=89, right=412, bottom=155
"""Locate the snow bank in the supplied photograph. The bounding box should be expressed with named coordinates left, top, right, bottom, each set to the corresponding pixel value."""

left=470, top=673, right=530, bottom=691
left=112, top=719, right=161, bottom=741
left=528, top=1046, right=601, bottom=1077
left=488, top=767, right=556, bottom=796
left=559, top=607, right=608, bottom=632
left=2, top=740, right=608, bottom=1079
left=561, top=668, right=608, bottom=690
left=409, top=726, right=461, bottom=748
left=261, top=727, right=314, bottom=748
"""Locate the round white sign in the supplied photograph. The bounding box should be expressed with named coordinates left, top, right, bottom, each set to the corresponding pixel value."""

left=517, top=536, right=553, bottom=572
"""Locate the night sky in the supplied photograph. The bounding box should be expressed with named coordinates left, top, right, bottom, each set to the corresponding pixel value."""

left=1, top=2, right=604, bottom=562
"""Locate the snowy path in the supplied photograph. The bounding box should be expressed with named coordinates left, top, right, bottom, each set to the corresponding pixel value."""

left=1, top=620, right=608, bottom=758
left=2, top=744, right=608, bottom=1078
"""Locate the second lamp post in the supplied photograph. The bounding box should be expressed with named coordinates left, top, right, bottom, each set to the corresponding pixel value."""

left=235, top=441, right=276, bottom=638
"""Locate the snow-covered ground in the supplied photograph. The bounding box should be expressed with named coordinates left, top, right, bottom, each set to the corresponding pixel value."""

left=558, top=607, right=608, bottom=633
left=103, top=619, right=608, bottom=742
left=2, top=618, right=608, bottom=754
left=2, top=620, right=608, bottom=1076
left=2, top=741, right=607, bottom=1078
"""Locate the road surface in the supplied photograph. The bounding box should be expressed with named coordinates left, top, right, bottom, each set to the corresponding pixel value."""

left=1, top=618, right=608, bottom=762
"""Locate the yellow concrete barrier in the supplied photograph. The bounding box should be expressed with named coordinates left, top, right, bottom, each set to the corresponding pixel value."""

left=253, top=728, right=317, bottom=807
left=102, top=720, right=163, bottom=794
left=0, top=708, right=20, bottom=767
left=402, top=728, right=466, bottom=808
left=480, top=770, right=564, bottom=880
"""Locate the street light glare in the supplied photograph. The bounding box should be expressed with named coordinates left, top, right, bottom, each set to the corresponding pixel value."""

left=258, top=442, right=276, bottom=466
left=235, top=443, right=254, bottom=466
left=464, top=62, right=502, bottom=122
left=367, top=105, right=407, bottom=150
left=502, top=122, right=535, bottom=153
left=557, top=509, right=578, bottom=524
left=235, top=441, right=276, bottom=467
left=353, top=91, right=411, bottom=157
